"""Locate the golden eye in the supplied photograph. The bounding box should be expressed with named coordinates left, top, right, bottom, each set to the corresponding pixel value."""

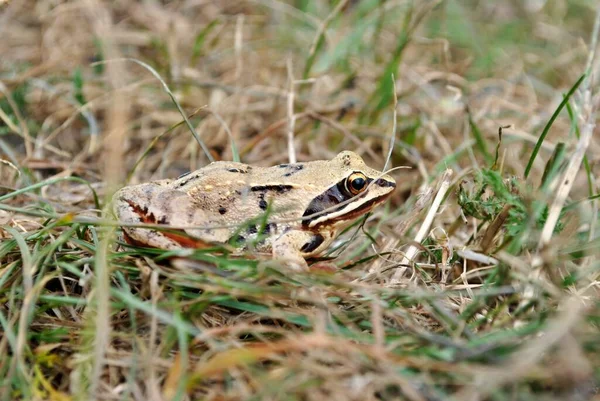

left=346, top=172, right=368, bottom=195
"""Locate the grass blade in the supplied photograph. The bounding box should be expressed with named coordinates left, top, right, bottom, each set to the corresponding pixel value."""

left=524, top=73, right=585, bottom=179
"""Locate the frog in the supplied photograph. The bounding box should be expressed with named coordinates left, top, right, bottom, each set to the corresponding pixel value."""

left=112, top=151, right=396, bottom=271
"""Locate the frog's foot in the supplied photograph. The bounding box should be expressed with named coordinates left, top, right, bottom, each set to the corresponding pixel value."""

left=272, top=248, right=310, bottom=272
left=271, top=231, right=311, bottom=272
left=271, top=229, right=337, bottom=272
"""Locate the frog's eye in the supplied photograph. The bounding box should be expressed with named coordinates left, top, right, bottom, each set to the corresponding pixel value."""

left=346, top=172, right=368, bottom=195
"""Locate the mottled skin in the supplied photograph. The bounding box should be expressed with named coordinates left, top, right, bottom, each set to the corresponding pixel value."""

left=113, top=151, right=396, bottom=270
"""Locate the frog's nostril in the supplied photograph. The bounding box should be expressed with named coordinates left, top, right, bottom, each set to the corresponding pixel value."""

left=375, top=179, right=396, bottom=188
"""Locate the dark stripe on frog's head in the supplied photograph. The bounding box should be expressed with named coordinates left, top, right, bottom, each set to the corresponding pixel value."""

left=301, top=174, right=395, bottom=228
left=301, top=178, right=369, bottom=227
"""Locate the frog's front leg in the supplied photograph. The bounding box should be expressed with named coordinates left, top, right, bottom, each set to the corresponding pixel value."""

left=271, top=230, right=333, bottom=272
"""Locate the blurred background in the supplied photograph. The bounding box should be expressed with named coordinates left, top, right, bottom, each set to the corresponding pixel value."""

left=1, top=0, right=596, bottom=191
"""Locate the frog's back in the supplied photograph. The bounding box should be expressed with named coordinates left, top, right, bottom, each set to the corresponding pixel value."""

left=161, top=161, right=296, bottom=245
left=169, top=161, right=260, bottom=190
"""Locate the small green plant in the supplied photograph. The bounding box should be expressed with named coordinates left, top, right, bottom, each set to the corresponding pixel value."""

left=458, top=169, right=563, bottom=250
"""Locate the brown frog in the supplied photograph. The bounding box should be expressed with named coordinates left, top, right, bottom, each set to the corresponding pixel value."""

left=113, top=151, right=396, bottom=271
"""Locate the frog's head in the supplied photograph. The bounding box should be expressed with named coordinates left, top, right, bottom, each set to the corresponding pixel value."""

left=301, top=151, right=396, bottom=229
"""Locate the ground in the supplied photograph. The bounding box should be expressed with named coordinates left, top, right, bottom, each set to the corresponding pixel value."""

left=1, top=1, right=599, bottom=400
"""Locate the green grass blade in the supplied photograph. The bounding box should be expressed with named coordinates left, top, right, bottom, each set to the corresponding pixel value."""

left=92, top=58, right=215, bottom=163
left=191, top=19, right=220, bottom=63
left=0, top=176, right=100, bottom=210
left=524, top=73, right=585, bottom=179
left=468, top=113, right=493, bottom=165
left=110, top=288, right=201, bottom=336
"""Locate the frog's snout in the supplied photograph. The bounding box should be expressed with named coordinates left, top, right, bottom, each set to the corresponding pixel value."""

left=375, top=178, right=396, bottom=188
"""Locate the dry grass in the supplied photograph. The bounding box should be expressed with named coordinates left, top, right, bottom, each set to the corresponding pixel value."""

left=1, top=1, right=600, bottom=400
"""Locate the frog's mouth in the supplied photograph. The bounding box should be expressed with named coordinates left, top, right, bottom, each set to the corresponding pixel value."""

left=329, top=194, right=390, bottom=222
left=307, top=193, right=392, bottom=228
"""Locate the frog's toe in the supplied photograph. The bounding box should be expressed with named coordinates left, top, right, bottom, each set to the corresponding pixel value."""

left=272, top=245, right=309, bottom=272
left=284, top=259, right=310, bottom=272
